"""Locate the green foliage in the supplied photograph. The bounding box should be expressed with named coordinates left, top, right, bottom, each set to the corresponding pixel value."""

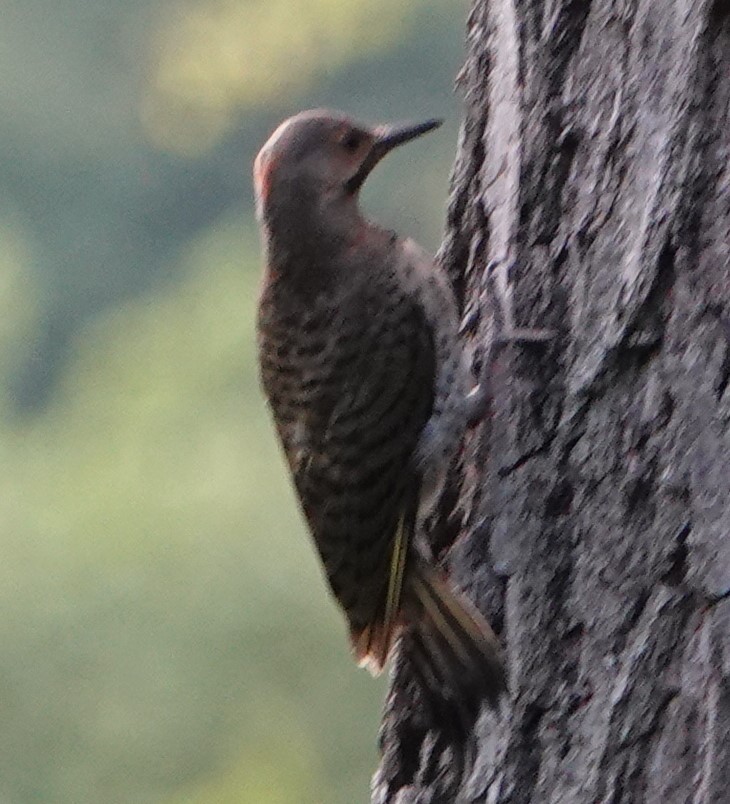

left=144, top=0, right=424, bottom=153
left=0, top=0, right=467, bottom=800
left=0, top=220, right=383, bottom=802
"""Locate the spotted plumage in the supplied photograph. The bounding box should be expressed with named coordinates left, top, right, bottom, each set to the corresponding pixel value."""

left=254, top=109, right=505, bottom=700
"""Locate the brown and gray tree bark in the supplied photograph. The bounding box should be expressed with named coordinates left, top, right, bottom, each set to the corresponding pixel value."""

left=374, top=1, right=730, bottom=801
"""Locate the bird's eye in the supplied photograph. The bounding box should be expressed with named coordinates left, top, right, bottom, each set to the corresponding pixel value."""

left=341, top=130, right=362, bottom=153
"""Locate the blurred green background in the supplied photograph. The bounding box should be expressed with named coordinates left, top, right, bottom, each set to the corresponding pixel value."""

left=0, top=1, right=466, bottom=801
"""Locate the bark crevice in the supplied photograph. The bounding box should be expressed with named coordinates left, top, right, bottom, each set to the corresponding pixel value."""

left=374, top=2, right=730, bottom=801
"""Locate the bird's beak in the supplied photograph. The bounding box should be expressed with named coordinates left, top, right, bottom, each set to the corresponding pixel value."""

left=373, top=118, right=443, bottom=152
left=346, top=118, right=442, bottom=193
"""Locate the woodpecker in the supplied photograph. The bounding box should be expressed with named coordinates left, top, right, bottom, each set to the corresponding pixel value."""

left=253, top=109, right=505, bottom=704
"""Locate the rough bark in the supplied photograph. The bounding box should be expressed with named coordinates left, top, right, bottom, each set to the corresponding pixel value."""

left=373, top=1, right=730, bottom=801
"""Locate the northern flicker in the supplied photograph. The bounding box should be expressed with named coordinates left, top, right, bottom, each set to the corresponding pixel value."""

left=253, top=109, right=505, bottom=704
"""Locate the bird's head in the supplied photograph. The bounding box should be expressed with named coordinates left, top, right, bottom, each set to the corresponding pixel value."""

left=253, top=110, right=441, bottom=224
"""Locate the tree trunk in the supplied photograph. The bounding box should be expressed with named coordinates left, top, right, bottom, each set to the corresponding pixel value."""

left=374, top=1, right=730, bottom=801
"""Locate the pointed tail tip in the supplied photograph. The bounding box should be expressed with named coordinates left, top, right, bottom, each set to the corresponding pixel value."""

left=408, top=563, right=507, bottom=707
left=351, top=623, right=390, bottom=677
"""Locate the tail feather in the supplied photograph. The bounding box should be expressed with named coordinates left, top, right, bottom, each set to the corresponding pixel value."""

left=407, top=562, right=506, bottom=706
left=352, top=623, right=390, bottom=675
left=349, top=501, right=506, bottom=711
left=351, top=511, right=410, bottom=675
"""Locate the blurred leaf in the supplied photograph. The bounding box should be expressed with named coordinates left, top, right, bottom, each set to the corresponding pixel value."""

left=0, top=0, right=464, bottom=799
left=0, top=217, right=382, bottom=803
left=0, top=215, right=39, bottom=407
left=142, top=0, right=437, bottom=153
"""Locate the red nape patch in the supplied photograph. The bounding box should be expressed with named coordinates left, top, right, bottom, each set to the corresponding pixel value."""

left=253, top=150, right=279, bottom=204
